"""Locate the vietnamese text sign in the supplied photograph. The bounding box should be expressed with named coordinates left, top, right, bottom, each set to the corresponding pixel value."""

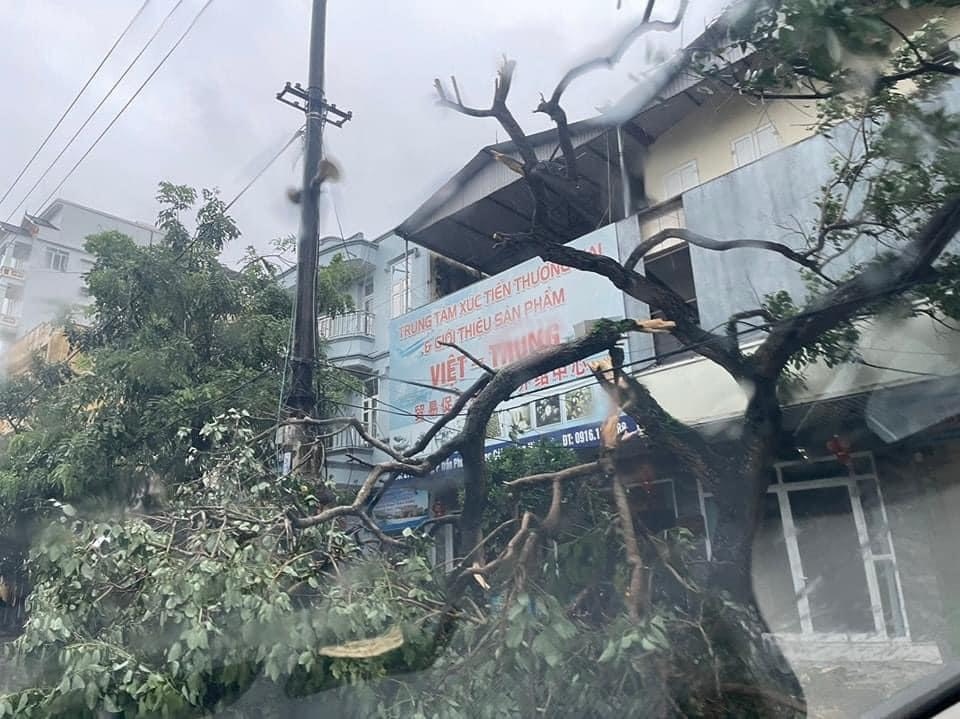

left=386, top=225, right=627, bottom=461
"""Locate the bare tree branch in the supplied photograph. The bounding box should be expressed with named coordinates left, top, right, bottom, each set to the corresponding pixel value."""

left=611, top=463, right=646, bottom=620
left=641, top=0, right=656, bottom=22
left=435, top=59, right=540, bottom=169
left=356, top=510, right=406, bottom=547
left=289, top=416, right=403, bottom=462
left=464, top=511, right=538, bottom=579
left=625, top=227, right=822, bottom=272
left=497, top=232, right=751, bottom=378
left=504, top=461, right=601, bottom=488
left=402, top=375, right=491, bottom=458
left=534, top=0, right=687, bottom=178
left=542, top=477, right=565, bottom=533
left=540, top=0, right=689, bottom=111
left=754, top=194, right=960, bottom=376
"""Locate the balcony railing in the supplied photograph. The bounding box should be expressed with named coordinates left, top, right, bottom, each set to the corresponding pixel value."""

left=325, top=425, right=373, bottom=452
left=0, top=299, right=21, bottom=328
left=0, top=257, right=26, bottom=280
left=318, top=310, right=375, bottom=341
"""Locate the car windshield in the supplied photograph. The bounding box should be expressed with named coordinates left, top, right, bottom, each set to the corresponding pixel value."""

left=2, top=1, right=960, bottom=717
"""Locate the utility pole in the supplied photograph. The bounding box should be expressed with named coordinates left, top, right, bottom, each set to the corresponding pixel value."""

left=276, top=0, right=352, bottom=475
left=287, top=0, right=326, bottom=413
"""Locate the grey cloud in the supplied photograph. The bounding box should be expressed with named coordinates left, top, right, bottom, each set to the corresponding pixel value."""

left=0, top=0, right=723, bottom=266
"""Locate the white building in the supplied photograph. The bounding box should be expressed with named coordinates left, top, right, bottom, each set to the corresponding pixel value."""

left=0, top=199, right=159, bottom=360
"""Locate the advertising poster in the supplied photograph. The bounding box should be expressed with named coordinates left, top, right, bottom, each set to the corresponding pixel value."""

left=369, top=482, right=430, bottom=533
left=386, top=225, right=630, bottom=471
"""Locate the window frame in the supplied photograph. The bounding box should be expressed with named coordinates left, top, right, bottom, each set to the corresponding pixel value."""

left=699, top=451, right=910, bottom=641
left=45, top=247, right=69, bottom=272
left=731, top=122, right=781, bottom=169
left=389, top=259, right=411, bottom=318
left=361, top=376, right=380, bottom=436
left=662, top=160, right=700, bottom=200
left=642, top=241, right=699, bottom=364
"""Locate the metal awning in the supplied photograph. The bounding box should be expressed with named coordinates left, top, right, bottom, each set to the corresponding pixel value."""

left=394, top=72, right=711, bottom=275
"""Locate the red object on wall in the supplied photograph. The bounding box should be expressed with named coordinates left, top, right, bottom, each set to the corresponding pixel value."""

left=826, top=435, right=852, bottom=466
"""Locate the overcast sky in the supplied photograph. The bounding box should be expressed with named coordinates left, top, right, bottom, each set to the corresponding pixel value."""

left=0, top=0, right=721, bottom=266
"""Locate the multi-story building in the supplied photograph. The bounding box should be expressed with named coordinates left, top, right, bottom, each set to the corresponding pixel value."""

left=310, top=14, right=960, bottom=708
left=0, top=199, right=159, bottom=364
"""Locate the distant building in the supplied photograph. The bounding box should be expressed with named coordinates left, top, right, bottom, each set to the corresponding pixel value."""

left=0, top=199, right=159, bottom=362
left=4, top=322, right=74, bottom=377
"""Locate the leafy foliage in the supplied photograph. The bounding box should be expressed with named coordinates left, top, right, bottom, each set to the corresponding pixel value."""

left=6, top=2, right=960, bottom=716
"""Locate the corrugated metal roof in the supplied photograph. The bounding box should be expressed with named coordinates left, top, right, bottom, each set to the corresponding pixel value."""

left=392, top=4, right=754, bottom=273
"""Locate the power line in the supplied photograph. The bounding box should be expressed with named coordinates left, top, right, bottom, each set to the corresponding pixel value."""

left=855, top=358, right=945, bottom=378
left=5, top=0, right=188, bottom=223
left=226, top=127, right=305, bottom=211
left=34, top=0, right=215, bottom=214
left=0, top=0, right=151, bottom=212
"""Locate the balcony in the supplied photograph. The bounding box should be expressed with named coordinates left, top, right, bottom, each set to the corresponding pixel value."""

left=0, top=257, right=26, bottom=281
left=318, top=233, right=378, bottom=274
left=324, top=424, right=373, bottom=453
left=0, top=299, right=21, bottom=330
left=318, top=310, right=375, bottom=342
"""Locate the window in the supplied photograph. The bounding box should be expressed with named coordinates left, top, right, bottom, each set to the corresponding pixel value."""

left=432, top=253, right=482, bottom=299
left=702, top=453, right=909, bottom=639
left=361, top=376, right=379, bottom=436
left=45, top=247, right=69, bottom=272
left=390, top=259, right=410, bottom=318
left=639, top=203, right=686, bottom=256
left=663, top=160, right=700, bottom=199
left=731, top=123, right=780, bottom=168
left=361, top=274, right=375, bottom=313
left=644, top=245, right=699, bottom=363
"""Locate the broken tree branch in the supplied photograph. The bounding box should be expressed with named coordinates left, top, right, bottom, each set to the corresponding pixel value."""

left=613, top=473, right=646, bottom=621
left=591, top=355, right=728, bottom=493
left=289, top=320, right=645, bottom=535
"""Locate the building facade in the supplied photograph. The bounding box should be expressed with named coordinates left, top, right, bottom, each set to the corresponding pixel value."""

left=0, top=198, right=159, bottom=365
left=307, top=22, right=960, bottom=704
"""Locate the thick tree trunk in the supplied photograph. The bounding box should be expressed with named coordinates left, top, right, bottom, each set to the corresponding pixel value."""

left=700, top=377, right=806, bottom=716
left=458, top=439, right=489, bottom=557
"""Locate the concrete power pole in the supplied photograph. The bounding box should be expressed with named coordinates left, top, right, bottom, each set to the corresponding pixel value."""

left=276, top=0, right=351, bottom=474
left=287, top=0, right=327, bottom=413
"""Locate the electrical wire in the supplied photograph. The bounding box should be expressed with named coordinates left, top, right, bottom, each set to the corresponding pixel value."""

left=226, top=127, right=305, bottom=211
left=5, top=0, right=188, bottom=222
left=34, top=0, right=215, bottom=213
left=0, top=0, right=152, bottom=212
